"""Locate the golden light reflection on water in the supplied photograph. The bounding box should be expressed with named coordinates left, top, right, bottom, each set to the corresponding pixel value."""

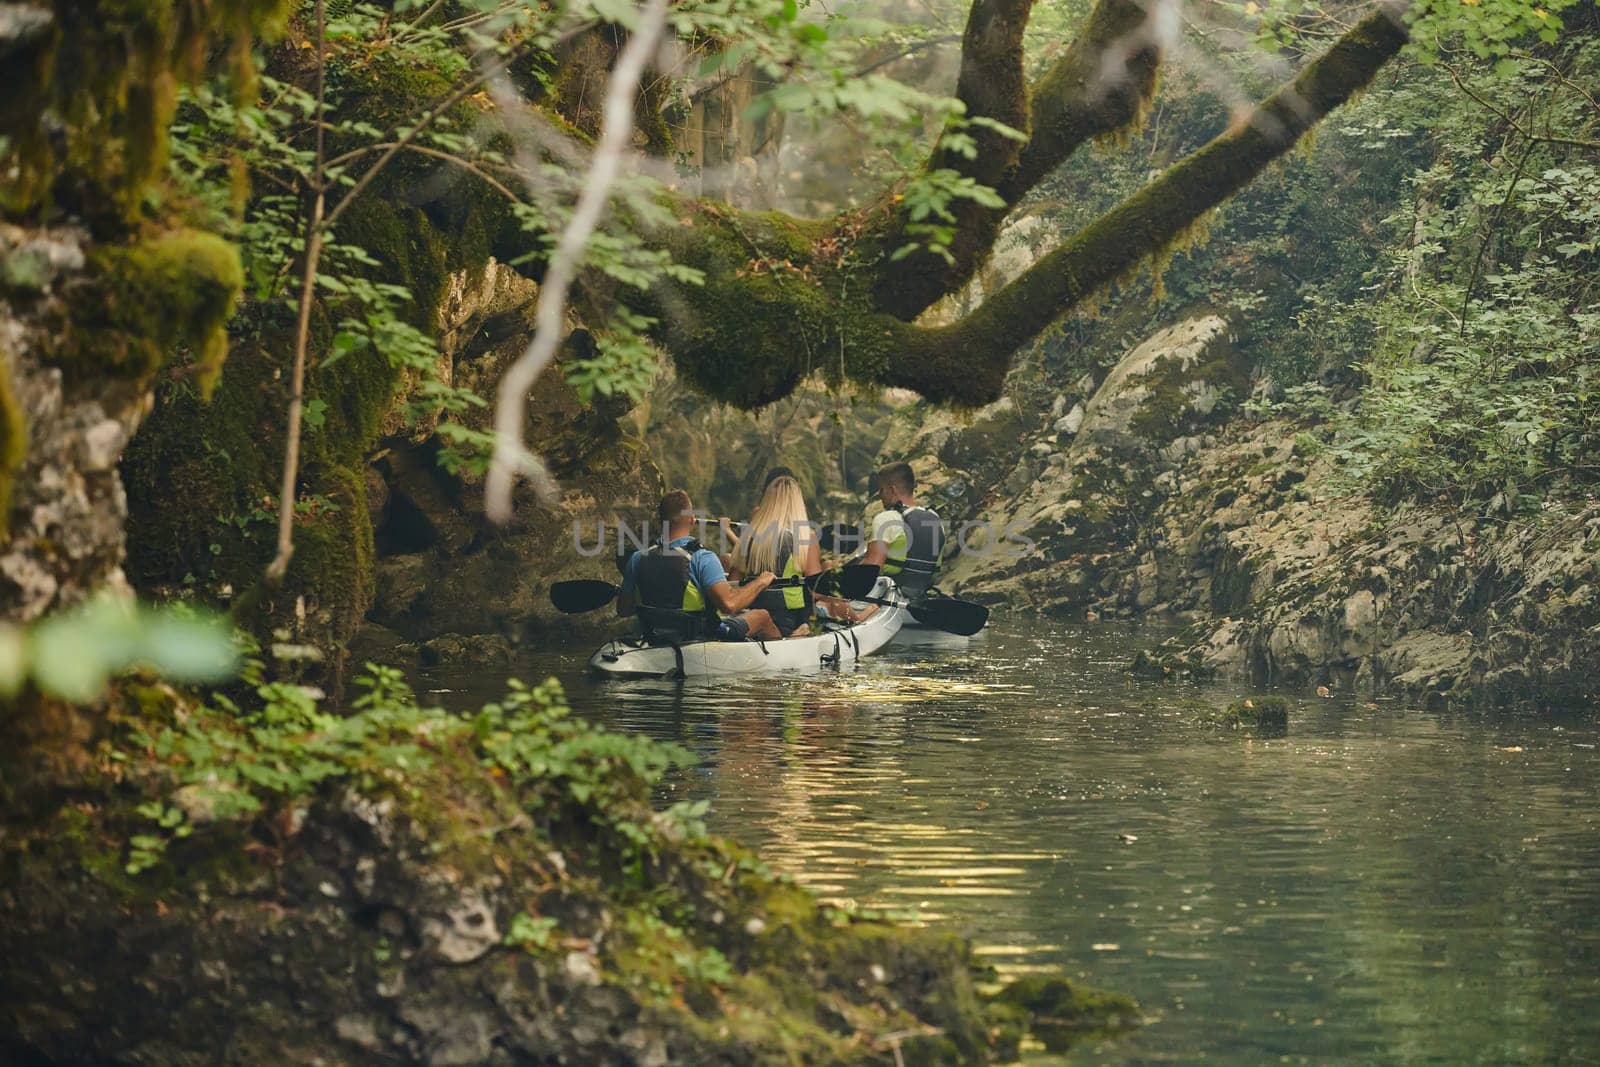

left=429, top=621, right=1600, bottom=1064
left=804, top=675, right=1035, bottom=703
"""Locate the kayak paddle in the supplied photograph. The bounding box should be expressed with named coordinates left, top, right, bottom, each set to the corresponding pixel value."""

left=818, top=522, right=863, bottom=554
left=835, top=591, right=989, bottom=636
left=552, top=573, right=829, bottom=615
left=550, top=579, right=620, bottom=614
left=907, top=596, right=989, bottom=636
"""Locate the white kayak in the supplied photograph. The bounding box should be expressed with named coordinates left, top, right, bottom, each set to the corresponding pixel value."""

left=588, top=577, right=907, bottom=679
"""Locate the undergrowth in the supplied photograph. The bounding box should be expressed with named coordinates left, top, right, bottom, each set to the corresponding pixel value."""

left=119, top=642, right=699, bottom=876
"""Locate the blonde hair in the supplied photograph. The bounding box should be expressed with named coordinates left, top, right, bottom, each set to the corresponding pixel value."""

left=737, top=475, right=811, bottom=575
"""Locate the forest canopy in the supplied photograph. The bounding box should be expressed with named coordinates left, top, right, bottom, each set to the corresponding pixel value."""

left=15, top=0, right=1574, bottom=419
left=2, top=0, right=1594, bottom=621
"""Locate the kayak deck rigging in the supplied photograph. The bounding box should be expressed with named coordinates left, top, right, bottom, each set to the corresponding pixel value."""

left=588, top=577, right=907, bottom=679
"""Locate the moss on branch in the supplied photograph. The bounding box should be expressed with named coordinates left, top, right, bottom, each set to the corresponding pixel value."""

left=648, top=204, right=839, bottom=408
left=882, top=5, right=1409, bottom=405
left=865, top=0, right=1164, bottom=320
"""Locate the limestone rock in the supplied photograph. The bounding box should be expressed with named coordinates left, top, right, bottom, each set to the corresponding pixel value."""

left=1, top=224, right=147, bottom=624
left=423, top=890, right=499, bottom=964
left=1054, top=403, right=1085, bottom=436
left=943, top=314, right=1243, bottom=614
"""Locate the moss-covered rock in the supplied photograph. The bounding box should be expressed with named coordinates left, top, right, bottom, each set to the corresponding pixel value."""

left=0, top=0, right=291, bottom=218
left=1201, top=694, right=1292, bottom=729
left=991, top=974, right=1142, bottom=1052
left=62, top=229, right=243, bottom=391
left=119, top=155, right=510, bottom=666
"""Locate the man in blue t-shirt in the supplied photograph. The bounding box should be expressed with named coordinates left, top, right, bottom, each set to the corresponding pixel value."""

left=618, top=489, right=781, bottom=640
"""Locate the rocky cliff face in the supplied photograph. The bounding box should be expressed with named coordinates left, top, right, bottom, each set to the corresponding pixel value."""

left=366, top=262, right=663, bottom=646
left=637, top=368, right=900, bottom=522
left=868, top=308, right=1597, bottom=710
left=937, top=314, right=1246, bottom=614
left=0, top=224, right=145, bottom=621
left=1124, top=418, right=1600, bottom=708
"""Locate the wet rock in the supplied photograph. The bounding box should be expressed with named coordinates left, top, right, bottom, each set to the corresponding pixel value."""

left=991, top=975, right=1140, bottom=1053
left=1214, top=696, right=1290, bottom=729
left=418, top=632, right=513, bottom=669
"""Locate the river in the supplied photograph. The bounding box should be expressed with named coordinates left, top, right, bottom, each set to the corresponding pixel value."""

left=423, top=620, right=1600, bottom=1063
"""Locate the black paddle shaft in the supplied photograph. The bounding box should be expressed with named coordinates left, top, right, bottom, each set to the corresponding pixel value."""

left=839, top=593, right=988, bottom=637
left=552, top=571, right=834, bottom=615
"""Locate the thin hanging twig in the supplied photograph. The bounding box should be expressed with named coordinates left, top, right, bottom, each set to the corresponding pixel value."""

left=260, top=16, right=593, bottom=585
left=484, top=0, right=670, bottom=524
left=265, top=0, right=327, bottom=586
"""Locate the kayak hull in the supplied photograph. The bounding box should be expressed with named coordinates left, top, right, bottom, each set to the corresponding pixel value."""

left=589, top=578, right=906, bottom=679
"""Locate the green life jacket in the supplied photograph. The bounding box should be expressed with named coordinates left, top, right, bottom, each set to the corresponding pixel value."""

left=879, top=505, right=943, bottom=596
left=635, top=540, right=713, bottom=614
left=753, top=534, right=809, bottom=616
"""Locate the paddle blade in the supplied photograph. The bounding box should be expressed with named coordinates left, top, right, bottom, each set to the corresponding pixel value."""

left=818, top=522, right=863, bottom=554
left=550, top=579, right=619, bottom=614
left=908, top=597, right=988, bottom=636
left=806, top=569, right=842, bottom=597
left=839, top=563, right=880, bottom=599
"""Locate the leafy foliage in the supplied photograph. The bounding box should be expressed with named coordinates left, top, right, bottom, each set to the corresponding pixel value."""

left=120, top=651, right=698, bottom=877
left=0, top=596, right=237, bottom=704
left=1279, top=30, right=1600, bottom=515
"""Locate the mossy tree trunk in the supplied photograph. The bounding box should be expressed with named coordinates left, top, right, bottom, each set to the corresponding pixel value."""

left=599, top=0, right=1410, bottom=409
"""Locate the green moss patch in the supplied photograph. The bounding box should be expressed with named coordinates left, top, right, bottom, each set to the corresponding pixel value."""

left=1204, top=695, right=1292, bottom=730
left=991, top=975, right=1142, bottom=1053
left=62, top=229, right=243, bottom=392
left=0, top=344, right=27, bottom=538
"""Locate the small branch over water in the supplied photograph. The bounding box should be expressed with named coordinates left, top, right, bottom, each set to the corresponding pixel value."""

left=484, top=0, right=671, bottom=524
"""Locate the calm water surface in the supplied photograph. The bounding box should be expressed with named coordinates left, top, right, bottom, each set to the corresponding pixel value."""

left=426, top=621, right=1600, bottom=1063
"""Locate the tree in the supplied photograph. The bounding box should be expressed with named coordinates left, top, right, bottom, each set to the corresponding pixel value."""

left=625, top=0, right=1413, bottom=409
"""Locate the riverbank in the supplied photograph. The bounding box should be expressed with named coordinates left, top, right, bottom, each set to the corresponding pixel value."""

left=0, top=670, right=1138, bottom=1064
left=893, top=311, right=1600, bottom=711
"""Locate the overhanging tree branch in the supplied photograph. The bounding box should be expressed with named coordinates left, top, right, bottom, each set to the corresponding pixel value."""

left=938, top=0, right=1038, bottom=185
left=997, top=0, right=1172, bottom=204
left=870, top=0, right=1172, bottom=319
left=879, top=2, right=1411, bottom=404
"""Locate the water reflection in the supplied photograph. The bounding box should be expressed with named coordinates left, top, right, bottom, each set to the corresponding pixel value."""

left=427, top=622, right=1600, bottom=1063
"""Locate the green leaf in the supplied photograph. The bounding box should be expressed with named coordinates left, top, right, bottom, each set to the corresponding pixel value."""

left=322, top=330, right=367, bottom=370
left=135, top=614, right=240, bottom=683
left=588, top=0, right=640, bottom=29
left=0, top=625, right=24, bottom=699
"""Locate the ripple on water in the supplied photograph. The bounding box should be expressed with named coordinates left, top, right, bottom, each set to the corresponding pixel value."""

left=426, top=620, right=1600, bottom=1064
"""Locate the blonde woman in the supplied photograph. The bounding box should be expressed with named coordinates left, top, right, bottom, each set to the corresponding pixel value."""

left=728, top=475, right=823, bottom=637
